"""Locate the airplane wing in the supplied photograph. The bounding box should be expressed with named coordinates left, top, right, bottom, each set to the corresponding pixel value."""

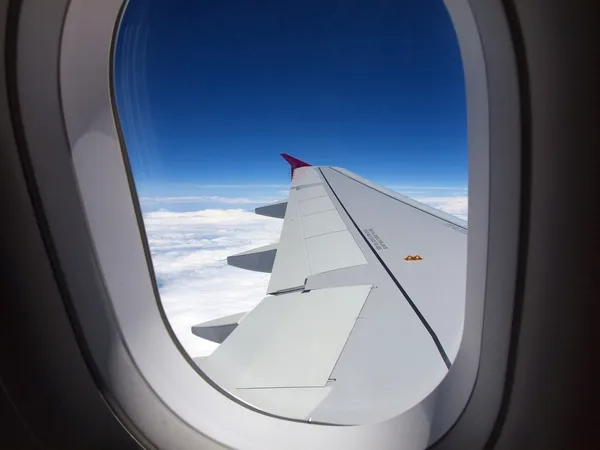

left=192, top=154, right=468, bottom=425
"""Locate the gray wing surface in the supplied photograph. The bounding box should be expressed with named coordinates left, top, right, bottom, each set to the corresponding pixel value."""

left=193, top=166, right=467, bottom=425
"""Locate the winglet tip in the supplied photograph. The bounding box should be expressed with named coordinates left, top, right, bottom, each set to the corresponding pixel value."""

left=281, top=154, right=311, bottom=180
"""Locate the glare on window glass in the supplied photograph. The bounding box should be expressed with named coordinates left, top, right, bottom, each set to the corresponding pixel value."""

left=114, top=0, right=467, bottom=425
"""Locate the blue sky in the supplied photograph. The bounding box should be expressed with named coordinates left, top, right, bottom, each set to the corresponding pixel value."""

left=114, top=0, right=466, bottom=208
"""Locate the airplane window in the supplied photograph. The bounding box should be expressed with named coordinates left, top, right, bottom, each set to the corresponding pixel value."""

left=114, top=0, right=467, bottom=425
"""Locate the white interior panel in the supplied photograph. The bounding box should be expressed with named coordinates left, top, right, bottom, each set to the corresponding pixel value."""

left=306, top=230, right=368, bottom=274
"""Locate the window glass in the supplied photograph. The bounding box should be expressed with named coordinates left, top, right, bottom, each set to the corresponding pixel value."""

left=114, top=0, right=466, bottom=424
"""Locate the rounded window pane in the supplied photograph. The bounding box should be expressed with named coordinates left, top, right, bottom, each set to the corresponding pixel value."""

left=114, top=0, right=467, bottom=425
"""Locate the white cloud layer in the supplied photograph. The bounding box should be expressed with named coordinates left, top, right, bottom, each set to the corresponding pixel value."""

left=143, top=192, right=468, bottom=359
left=415, top=195, right=468, bottom=221
left=191, top=184, right=289, bottom=189
left=140, top=195, right=281, bottom=204
left=143, top=209, right=283, bottom=357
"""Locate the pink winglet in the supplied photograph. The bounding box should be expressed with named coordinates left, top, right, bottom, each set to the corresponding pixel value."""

left=281, top=153, right=312, bottom=180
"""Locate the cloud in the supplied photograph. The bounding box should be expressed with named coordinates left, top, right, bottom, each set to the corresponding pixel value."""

left=190, top=184, right=289, bottom=189
left=142, top=209, right=283, bottom=358
left=385, top=186, right=468, bottom=219
left=143, top=192, right=468, bottom=360
left=386, top=185, right=468, bottom=192
left=140, top=196, right=282, bottom=205
left=414, top=195, right=468, bottom=221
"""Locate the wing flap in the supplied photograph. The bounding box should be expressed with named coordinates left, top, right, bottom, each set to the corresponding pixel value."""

left=200, top=285, right=372, bottom=390
left=305, top=230, right=367, bottom=274
left=301, top=209, right=347, bottom=238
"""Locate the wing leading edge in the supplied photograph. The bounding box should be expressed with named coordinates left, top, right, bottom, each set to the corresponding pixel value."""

left=191, top=155, right=467, bottom=425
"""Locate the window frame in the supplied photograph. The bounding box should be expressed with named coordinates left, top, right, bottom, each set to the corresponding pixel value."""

left=11, top=0, right=524, bottom=447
